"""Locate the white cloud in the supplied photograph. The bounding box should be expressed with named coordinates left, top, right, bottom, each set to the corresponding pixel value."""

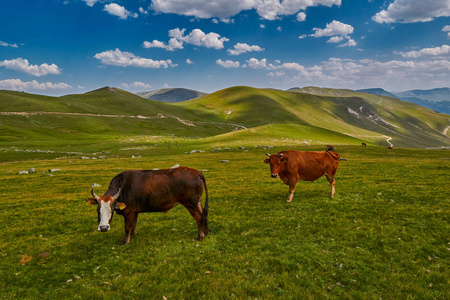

left=311, top=20, right=353, bottom=37
left=121, top=82, right=152, bottom=90
left=143, top=40, right=167, bottom=49
left=104, top=3, right=138, bottom=19
left=373, top=0, right=450, bottom=24
left=254, top=0, right=341, bottom=21
left=327, top=36, right=345, bottom=43
left=215, top=55, right=450, bottom=91
left=0, top=79, right=72, bottom=91
left=394, top=45, right=450, bottom=58
left=244, top=58, right=267, bottom=69
left=260, top=24, right=266, bottom=29
left=83, top=0, right=100, bottom=7
left=216, top=59, right=240, bottom=68
left=145, top=28, right=229, bottom=51
left=268, top=71, right=286, bottom=77
left=94, top=49, right=177, bottom=68
left=0, top=58, right=62, bottom=76
left=277, top=26, right=282, bottom=32
left=227, top=43, right=264, bottom=55
left=296, top=12, right=306, bottom=22
left=443, top=25, right=450, bottom=38
left=181, top=28, right=229, bottom=49
left=151, top=0, right=341, bottom=20
left=0, top=41, right=18, bottom=48
left=338, top=38, right=357, bottom=47
left=186, top=59, right=194, bottom=64
left=139, top=7, right=149, bottom=15
left=305, top=20, right=356, bottom=47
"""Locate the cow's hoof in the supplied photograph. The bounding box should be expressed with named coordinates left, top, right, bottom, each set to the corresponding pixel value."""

left=286, top=199, right=292, bottom=202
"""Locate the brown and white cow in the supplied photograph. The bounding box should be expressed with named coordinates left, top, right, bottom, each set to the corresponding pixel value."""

left=85, top=167, right=209, bottom=245
left=264, top=150, right=340, bottom=202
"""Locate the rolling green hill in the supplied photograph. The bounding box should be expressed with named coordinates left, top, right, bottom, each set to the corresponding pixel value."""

left=0, top=85, right=449, bottom=162
left=137, top=88, right=207, bottom=102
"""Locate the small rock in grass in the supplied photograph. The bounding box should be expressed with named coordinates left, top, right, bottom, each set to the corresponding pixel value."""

left=28, top=167, right=36, bottom=173
left=17, top=170, right=29, bottom=175
left=220, top=160, right=230, bottom=163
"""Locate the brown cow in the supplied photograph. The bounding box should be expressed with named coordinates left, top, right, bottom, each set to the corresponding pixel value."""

left=362, top=142, right=367, bottom=147
left=85, top=167, right=209, bottom=245
left=264, top=150, right=340, bottom=202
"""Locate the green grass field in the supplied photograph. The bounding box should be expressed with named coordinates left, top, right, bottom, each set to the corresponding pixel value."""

left=1, top=145, right=448, bottom=299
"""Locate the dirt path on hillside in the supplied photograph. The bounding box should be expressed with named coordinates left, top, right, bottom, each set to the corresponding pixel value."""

left=0, top=111, right=246, bottom=130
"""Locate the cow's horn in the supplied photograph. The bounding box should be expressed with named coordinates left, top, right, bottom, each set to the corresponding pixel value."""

left=266, top=153, right=271, bottom=157
left=91, top=188, right=100, bottom=201
left=112, top=188, right=121, bottom=201
left=279, top=153, right=283, bottom=157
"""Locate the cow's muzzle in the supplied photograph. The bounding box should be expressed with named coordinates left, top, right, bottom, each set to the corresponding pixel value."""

left=99, top=225, right=110, bottom=232
left=271, top=174, right=278, bottom=178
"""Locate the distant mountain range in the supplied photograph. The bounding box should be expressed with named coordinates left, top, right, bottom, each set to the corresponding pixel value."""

left=357, top=87, right=450, bottom=114
left=1, top=85, right=449, bottom=149
left=137, top=88, right=207, bottom=103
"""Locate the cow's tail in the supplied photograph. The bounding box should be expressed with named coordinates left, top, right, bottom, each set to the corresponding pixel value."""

left=199, top=172, right=209, bottom=233
left=326, top=150, right=341, bottom=160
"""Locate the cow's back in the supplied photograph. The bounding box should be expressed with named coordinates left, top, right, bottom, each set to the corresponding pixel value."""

left=108, top=167, right=203, bottom=213
left=282, top=150, right=339, bottom=181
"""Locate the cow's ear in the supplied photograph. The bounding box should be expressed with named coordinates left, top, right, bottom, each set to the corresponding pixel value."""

left=85, top=198, right=97, bottom=206
left=264, top=158, right=270, bottom=163
left=115, top=202, right=126, bottom=210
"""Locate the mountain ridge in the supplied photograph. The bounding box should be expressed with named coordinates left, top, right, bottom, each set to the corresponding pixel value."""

left=1, top=86, right=449, bottom=149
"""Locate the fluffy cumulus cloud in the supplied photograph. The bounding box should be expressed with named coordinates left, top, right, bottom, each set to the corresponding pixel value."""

left=319, top=57, right=450, bottom=88
left=216, top=59, right=240, bottom=68
left=394, top=45, right=450, bottom=58
left=0, top=58, right=62, bottom=76
left=311, top=20, right=353, bottom=37
left=227, top=43, right=264, bottom=55
left=121, top=81, right=151, bottom=90
left=373, top=0, right=450, bottom=24
left=83, top=0, right=100, bottom=7
left=143, top=28, right=229, bottom=51
left=296, top=12, right=306, bottom=22
left=0, top=79, right=71, bottom=91
left=104, top=3, right=138, bottom=19
left=151, top=0, right=341, bottom=20
left=186, top=58, right=194, bottom=64
left=0, top=41, right=18, bottom=48
left=443, top=25, right=450, bottom=38
left=94, top=49, right=177, bottom=68
left=304, top=20, right=356, bottom=47
left=216, top=53, right=450, bottom=90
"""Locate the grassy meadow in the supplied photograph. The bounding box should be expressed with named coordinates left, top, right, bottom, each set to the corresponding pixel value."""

left=0, top=144, right=449, bottom=299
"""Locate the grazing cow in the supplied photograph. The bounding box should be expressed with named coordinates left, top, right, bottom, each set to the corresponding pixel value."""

left=264, top=150, right=340, bottom=202
left=85, top=167, right=209, bottom=245
left=362, top=142, right=367, bottom=147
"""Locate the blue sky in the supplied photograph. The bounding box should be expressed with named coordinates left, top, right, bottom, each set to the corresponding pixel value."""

left=1, top=0, right=449, bottom=96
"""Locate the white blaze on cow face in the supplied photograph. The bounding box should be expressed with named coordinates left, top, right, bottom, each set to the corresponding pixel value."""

left=98, top=200, right=113, bottom=232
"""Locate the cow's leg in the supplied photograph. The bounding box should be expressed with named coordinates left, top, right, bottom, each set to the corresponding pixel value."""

left=131, top=213, right=138, bottom=237
left=287, top=180, right=298, bottom=202
left=184, top=203, right=207, bottom=241
left=122, top=212, right=136, bottom=246
left=325, top=174, right=335, bottom=198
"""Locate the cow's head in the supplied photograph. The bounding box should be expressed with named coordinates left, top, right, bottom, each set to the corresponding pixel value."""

left=85, top=188, right=126, bottom=232
left=264, top=152, right=287, bottom=178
